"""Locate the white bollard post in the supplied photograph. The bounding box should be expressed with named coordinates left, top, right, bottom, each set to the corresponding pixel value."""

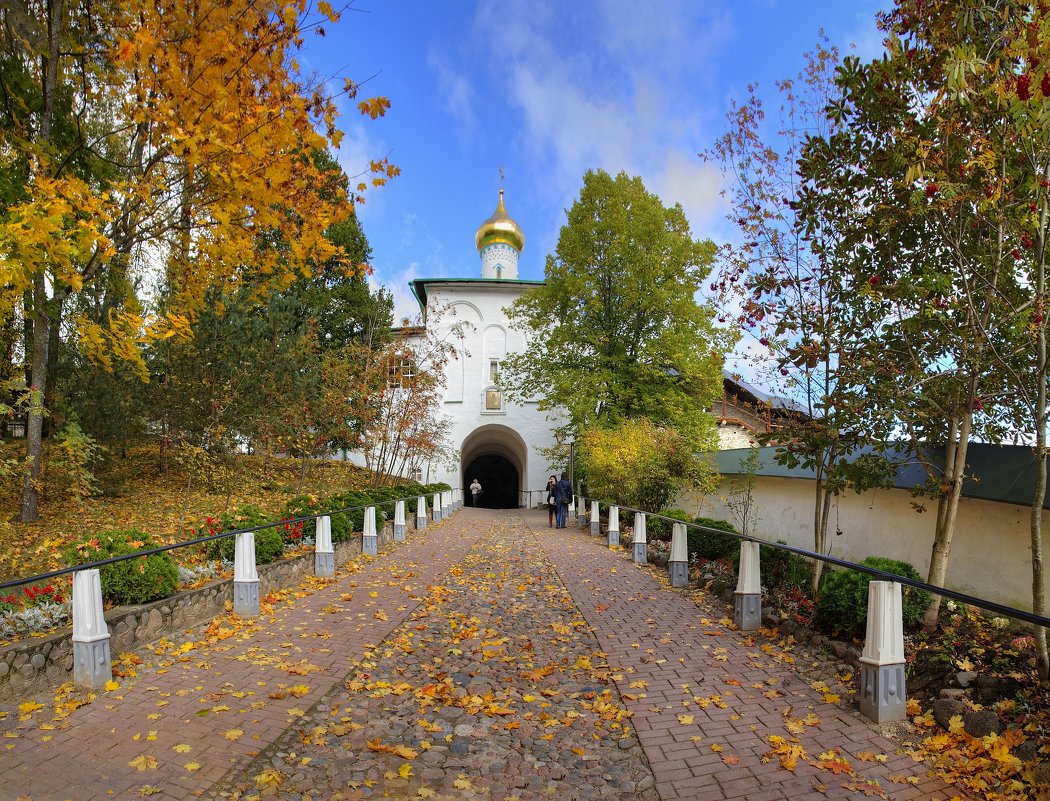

left=577, top=492, right=587, bottom=527
left=590, top=500, right=600, bottom=535
left=72, top=569, right=112, bottom=689
left=607, top=505, right=620, bottom=547
left=858, top=580, right=907, bottom=723
left=416, top=496, right=427, bottom=530
left=363, top=506, right=378, bottom=556
left=314, top=515, right=334, bottom=577
left=566, top=496, right=575, bottom=525
left=734, top=540, right=761, bottom=629
left=432, top=492, right=442, bottom=522
left=394, top=501, right=406, bottom=540
left=233, top=531, right=260, bottom=616
left=632, top=512, right=647, bottom=564
left=669, top=522, right=689, bottom=587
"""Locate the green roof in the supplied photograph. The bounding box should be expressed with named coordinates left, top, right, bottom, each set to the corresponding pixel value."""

left=713, top=443, right=1050, bottom=509
left=409, top=277, right=546, bottom=313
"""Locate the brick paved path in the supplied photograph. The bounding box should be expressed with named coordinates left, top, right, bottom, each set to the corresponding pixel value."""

left=0, top=507, right=959, bottom=801
left=0, top=509, right=487, bottom=801
left=528, top=512, right=958, bottom=801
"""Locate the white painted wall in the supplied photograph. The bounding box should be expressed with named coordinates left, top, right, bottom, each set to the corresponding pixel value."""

left=421, top=280, right=562, bottom=498
left=677, top=475, right=1048, bottom=612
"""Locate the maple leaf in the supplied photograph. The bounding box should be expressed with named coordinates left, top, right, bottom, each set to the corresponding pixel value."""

left=677, top=714, right=694, bottom=724
left=255, top=768, right=285, bottom=787
left=223, top=728, right=243, bottom=741
left=128, top=754, right=158, bottom=771
left=816, top=750, right=853, bottom=775
left=185, top=762, right=201, bottom=771
left=136, top=786, right=162, bottom=797
left=452, top=775, right=472, bottom=789
left=17, top=702, right=44, bottom=716
left=417, top=789, right=436, bottom=798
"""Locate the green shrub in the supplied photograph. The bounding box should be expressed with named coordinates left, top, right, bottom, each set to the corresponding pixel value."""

left=205, top=505, right=285, bottom=564
left=646, top=509, right=692, bottom=542
left=815, top=556, right=930, bottom=638
left=66, top=529, right=178, bottom=606
left=690, top=517, right=741, bottom=560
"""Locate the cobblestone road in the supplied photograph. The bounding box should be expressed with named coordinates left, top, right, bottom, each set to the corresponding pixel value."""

left=0, top=507, right=963, bottom=801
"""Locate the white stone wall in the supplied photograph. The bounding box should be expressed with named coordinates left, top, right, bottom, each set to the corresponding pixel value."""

left=716, top=425, right=757, bottom=451
left=677, top=474, right=1049, bottom=612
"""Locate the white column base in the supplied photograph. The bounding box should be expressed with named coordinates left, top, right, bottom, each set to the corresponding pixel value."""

left=314, top=551, right=334, bottom=577
left=363, top=535, right=378, bottom=556
left=72, top=636, right=112, bottom=689
left=858, top=661, right=907, bottom=722
left=669, top=560, right=689, bottom=587
left=233, top=579, right=260, bottom=617
left=734, top=592, right=761, bottom=630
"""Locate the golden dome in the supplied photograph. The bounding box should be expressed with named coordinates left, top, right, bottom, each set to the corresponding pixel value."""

left=475, top=188, right=525, bottom=253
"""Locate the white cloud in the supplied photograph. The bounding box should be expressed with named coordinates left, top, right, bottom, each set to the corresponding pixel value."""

left=428, top=48, right=476, bottom=134
left=656, top=151, right=725, bottom=233
left=372, top=261, right=424, bottom=325
left=472, top=0, right=728, bottom=236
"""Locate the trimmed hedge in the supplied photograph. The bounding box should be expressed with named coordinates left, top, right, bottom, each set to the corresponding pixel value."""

left=815, top=556, right=930, bottom=638
left=206, top=504, right=285, bottom=564
left=646, top=509, right=692, bottom=542
left=690, top=517, right=741, bottom=561
left=66, top=529, right=179, bottom=606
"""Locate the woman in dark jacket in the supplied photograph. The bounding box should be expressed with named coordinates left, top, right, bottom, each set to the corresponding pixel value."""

left=545, top=475, right=557, bottom=527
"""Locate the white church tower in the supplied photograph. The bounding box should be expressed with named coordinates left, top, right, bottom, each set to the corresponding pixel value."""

left=476, top=188, right=523, bottom=280
left=404, top=188, right=561, bottom=507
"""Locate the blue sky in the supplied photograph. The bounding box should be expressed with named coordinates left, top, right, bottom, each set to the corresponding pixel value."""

left=302, top=0, right=888, bottom=332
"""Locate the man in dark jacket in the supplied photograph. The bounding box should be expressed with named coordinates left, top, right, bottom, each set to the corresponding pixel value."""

left=554, top=471, right=573, bottom=528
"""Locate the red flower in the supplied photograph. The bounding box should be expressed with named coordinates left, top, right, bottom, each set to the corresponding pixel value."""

left=925, top=182, right=939, bottom=198
left=958, top=164, right=966, bottom=178
left=868, top=274, right=882, bottom=288
left=1012, top=248, right=1022, bottom=259
left=1023, top=232, right=1034, bottom=249
left=984, top=184, right=994, bottom=199
left=1018, top=73, right=1032, bottom=101
left=1041, top=72, right=1050, bottom=98
left=972, top=398, right=984, bottom=412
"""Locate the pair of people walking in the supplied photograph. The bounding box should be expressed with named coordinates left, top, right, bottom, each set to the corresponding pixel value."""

left=546, top=471, right=573, bottom=528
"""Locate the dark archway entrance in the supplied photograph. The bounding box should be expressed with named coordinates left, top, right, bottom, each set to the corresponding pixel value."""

left=464, top=454, right=519, bottom=509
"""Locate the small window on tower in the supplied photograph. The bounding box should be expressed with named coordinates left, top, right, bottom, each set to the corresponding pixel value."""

left=495, top=264, right=503, bottom=278
left=489, top=359, right=499, bottom=383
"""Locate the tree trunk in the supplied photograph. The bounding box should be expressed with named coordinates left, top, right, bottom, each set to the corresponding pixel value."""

left=44, top=294, right=62, bottom=430
left=19, top=0, right=65, bottom=523
left=810, top=443, right=837, bottom=594
left=1032, top=190, right=1049, bottom=682
left=923, top=410, right=973, bottom=631
left=20, top=278, right=50, bottom=523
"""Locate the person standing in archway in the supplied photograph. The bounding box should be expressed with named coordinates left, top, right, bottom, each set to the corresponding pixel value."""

left=554, top=471, right=572, bottom=528
left=546, top=475, right=557, bottom=527
left=470, top=478, right=482, bottom=507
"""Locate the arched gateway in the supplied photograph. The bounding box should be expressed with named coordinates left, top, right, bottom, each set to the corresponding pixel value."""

left=461, top=424, right=527, bottom=508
